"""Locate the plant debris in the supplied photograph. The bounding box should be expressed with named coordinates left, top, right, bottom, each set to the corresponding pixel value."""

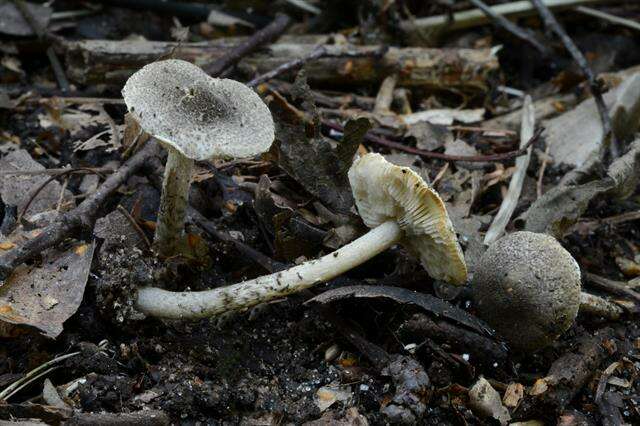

left=1, top=1, right=640, bottom=424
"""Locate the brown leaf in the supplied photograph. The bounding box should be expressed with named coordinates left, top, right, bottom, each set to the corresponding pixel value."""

left=0, top=241, right=96, bottom=338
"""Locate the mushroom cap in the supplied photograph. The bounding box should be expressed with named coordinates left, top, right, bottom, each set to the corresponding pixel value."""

left=472, top=231, right=581, bottom=352
left=122, top=59, right=274, bottom=161
left=348, top=153, right=467, bottom=285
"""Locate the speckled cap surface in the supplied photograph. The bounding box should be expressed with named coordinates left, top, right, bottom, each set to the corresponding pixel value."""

left=122, top=59, right=274, bottom=161
left=348, top=153, right=467, bottom=285
left=472, top=231, right=581, bottom=352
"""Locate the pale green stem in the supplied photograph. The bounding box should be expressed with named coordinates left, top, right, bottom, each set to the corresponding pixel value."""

left=137, top=220, right=403, bottom=319
left=153, top=147, right=194, bottom=258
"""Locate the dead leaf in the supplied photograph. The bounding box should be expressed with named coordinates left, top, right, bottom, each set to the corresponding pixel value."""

left=503, top=382, right=525, bottom=408
left=306, top=285, right=494, bottom=337
left=40, top=103, right=122, bottom=153
left=402, top=108, right=485, bottom=126
left=315, top=383, right=353, bottom=412
left=523, top=139, right=640, bottom=237
left=0, top=150, right=75, bottom=220
left=0, top=241, right=96, bottom=338
left=0, top=241, right=15, bottom=250
left=268, top=90, right=369, bottom=213
left=545, top=72, right=640, bottom=167
left=406, top=122, right=453, bottom=151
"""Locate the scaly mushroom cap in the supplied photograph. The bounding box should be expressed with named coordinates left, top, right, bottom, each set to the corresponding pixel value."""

left=348, top=153, right=468, bottom=285
left=472, top=231, right=581, bottom=352
left=122, top=59, right=274, bottom=161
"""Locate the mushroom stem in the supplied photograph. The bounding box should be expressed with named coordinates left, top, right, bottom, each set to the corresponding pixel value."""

left=153, top=146, right=194, bottom=257
left=137, top=220, right=403, bottom=319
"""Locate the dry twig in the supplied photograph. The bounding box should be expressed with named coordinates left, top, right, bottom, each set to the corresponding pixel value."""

left=0, top=141, right=161, bottom=283
left=468, top=0, right=552, bottom=57
left=203, top=13, right=291, bottom=76
left=529, top=0, right=619, bottom=158
left=323, top=120, right=543, bottom=163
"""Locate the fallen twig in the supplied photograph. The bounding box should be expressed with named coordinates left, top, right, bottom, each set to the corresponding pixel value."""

left=18, top=167, right=108, bottom=222
left=468, top=0, right=552, bottom=57
left=323, top=120, right=543, bottom=163
left=65, top=410, right=171, bottom=426
left=117, top=205, right=152, bottom=250
left=399, top=0, right=610, bottom=33
left=515, top=327, right=615, bottom=419
left=530, top=0, right=619, bottom=158
left=203, top=13, right=292, bottom=76
left=584, top=272, right=640, bottom=303
left=574, top=5, right=640, bottom=32
left=247, top=45, right=388, bottom=87
left=0, top=351, right=80, bottom=401
left=0, top=141, right=162, bottom=283
left=248, top=45, right=328, bottom=87
left=12, top=0, right=70, bottom=92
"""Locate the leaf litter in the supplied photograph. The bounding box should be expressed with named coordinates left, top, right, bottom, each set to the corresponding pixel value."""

left=1, top=1, right=640, bottom=425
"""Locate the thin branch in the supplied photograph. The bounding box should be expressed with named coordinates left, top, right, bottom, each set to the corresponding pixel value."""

left=529, top=0, right=619, bottom=158
left=0, top=141, right=162, bottom=283
left=18, top=167, right=108, bottom=223
left=247, top=45, right=387, bottom=87
left=203, top=13, right=291, bottom=76
left=584, top=272, right=640, bottom=304
left=574, top=5, right=640, bottom=32
left=323, top=119, right=543, bottom=163
left=0, top=167, right=114, bottom=176
left=468, top=0, right=552, bottom=57
left=117, top=205, right=152, bottom=250
left=12, top=0, right=70, bottom=92
left=248, top=45, right=327, bottom=87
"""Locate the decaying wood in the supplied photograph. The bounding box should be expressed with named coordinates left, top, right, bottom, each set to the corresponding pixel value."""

left=62, top=39, right=499, bottom=91
left=65, top=410, right=171, bottom=426
left=399, top=0, right=610, bottom=35
left=515, top=327, right=616, bottom=419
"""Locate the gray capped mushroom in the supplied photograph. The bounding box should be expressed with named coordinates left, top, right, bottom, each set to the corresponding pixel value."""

left=472, top=231, right=624, bottom=352
left=135, top=153, right=468, bottom=319
left=122, top=59, right=274, bottom=257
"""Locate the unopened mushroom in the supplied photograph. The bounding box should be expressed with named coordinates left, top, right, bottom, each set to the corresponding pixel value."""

left=122, top=59, right=274, bottom=257
left=473, top=231, right=624, bottom=352
left=136, top=153, right=468, bottom=319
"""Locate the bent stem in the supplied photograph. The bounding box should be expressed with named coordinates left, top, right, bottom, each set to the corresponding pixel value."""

left=137, top=220, right=403, bottom=319
left=153, top=146, right=194, bottom=258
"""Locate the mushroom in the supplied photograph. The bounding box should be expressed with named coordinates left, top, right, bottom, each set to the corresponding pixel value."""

left=472, top=231, right=624, bottom=352
left=122, top=59, right=274, bottom=257
left=136, top=153, right=468, bottom=319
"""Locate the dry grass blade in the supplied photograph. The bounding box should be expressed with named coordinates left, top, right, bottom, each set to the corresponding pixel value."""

left=484, top=95, right=535, bottom=244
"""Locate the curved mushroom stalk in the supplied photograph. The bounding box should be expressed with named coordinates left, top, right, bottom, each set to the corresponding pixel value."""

left=154, top=146, right=194, bottom=257
left=137, top=221, right=403, bottom=319
left=135, top=153, right=468, bottom=320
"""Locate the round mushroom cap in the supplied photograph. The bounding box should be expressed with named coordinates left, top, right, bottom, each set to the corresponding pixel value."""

left=472, top=231, right=581, bottom=352
left=122, top=59, right=274, bottom=161
left=348, top=153, right=467, bottom=285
